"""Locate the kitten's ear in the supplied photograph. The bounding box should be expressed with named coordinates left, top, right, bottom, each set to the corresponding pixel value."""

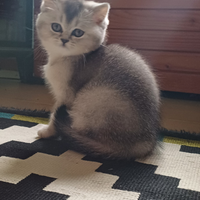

left=40, top=0, right=56, bottom=12
left=93, top=3, right=110, bottom=25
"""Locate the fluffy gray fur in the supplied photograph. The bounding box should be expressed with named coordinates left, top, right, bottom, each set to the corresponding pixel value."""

left=36, top=0, right=160, bottom=159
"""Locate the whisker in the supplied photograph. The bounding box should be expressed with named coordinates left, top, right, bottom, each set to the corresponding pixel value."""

left=101, top=44, right=108, bottom=49
left=26, top=27, right=34, bottom=31
left=82, top=54, right=86, bottom=67
left=46, top=7, right=55, bottom=11
left=83, top=11, right=93, bottom=18
left=52, top=0, right=59, bottom=10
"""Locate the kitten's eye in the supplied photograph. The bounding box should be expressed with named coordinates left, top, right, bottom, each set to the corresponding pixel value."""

left=71, top=29, right=84, bottom=37
left=51, top=23, right=62, bottom=32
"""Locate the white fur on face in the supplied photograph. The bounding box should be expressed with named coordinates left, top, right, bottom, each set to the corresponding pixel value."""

left=36, top=0, right=110, bottom=57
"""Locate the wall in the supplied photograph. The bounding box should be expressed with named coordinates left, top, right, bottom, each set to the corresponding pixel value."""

left=98, top=0, right=200, bottom=94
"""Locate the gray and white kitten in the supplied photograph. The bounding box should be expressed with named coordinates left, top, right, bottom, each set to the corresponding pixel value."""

left=36, top=0, right=160, bottom=159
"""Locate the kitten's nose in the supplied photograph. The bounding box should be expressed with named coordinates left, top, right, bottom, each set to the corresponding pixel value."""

left=61, top=38, right=69, bottom=45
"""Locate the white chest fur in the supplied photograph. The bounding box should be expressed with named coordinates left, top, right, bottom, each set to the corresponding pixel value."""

left=43, top=58, right=75, bottom=107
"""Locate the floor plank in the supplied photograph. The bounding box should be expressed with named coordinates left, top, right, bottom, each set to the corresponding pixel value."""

left=0, top=79, right=53, bottom=111
left=0, top=79, right=200, bottom=133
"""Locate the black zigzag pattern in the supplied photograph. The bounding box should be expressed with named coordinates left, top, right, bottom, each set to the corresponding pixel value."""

left=180, top=145, right=200, bottom=154
left=1, top=115, right=200, bottom=200
left=84, top=156, right=200, bottom=200
left=0, top=118, right=37, bottom=129
left=0, top=174, right=69, bottom=200
left=0, top=139, right=70, bottom=159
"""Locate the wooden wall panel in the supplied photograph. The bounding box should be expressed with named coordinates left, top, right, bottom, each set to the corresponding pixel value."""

left=109, top=10, right=200, bottom=31
left=138, top=51, right=200, bottom=73
left=157, top=71, right=200, bottom=94
left=108, top=29, right=200, bottom=53
left=97, top=0, right=200, bottom=9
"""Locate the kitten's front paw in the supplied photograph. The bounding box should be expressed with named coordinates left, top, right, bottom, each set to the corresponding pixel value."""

left=38, top=125, right=55, bottom=138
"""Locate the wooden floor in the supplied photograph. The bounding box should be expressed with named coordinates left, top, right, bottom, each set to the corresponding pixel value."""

left=0, top=79, right=200, bottom=133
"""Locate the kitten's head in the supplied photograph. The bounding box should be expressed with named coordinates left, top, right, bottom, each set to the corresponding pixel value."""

left=36, top=0, right=110, bottom=57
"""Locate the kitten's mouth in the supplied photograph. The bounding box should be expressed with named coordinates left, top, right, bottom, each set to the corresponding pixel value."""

left=61, top=44, right=67, bottom=48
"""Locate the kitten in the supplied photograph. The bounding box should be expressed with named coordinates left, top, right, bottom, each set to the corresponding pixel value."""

left=36, top=0, right=160, bottom=159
